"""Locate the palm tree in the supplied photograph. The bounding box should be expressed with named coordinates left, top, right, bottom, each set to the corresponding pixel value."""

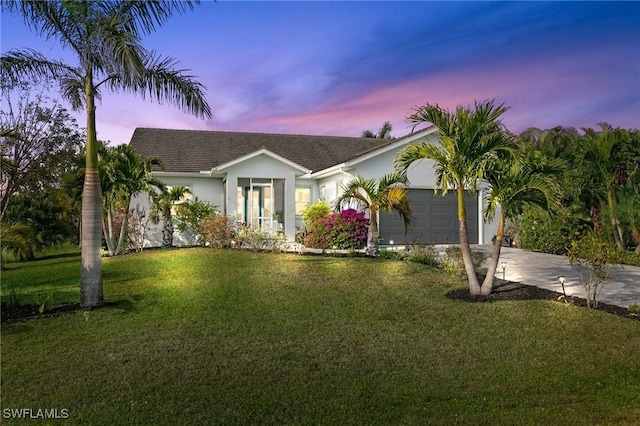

left=361, top=121, right=394, bottom=140
left=580, top=123, right=630, bottom=250
left=333, top=173, right=412, bottom=256
left=481, top=147, right=563, bottom=295
left=395, top=100, right=516, bottom=295
left=151, top=185, right=191, bottom=248
left=100, top=144, right=164, bottom=256
left=2, top=1, right=211, bottom=307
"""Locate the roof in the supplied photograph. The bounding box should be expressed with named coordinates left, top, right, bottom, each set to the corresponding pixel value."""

left=129, top=128, right=397, bottom=174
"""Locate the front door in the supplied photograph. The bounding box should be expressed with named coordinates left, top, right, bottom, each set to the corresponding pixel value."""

left=244, top=184, right=273, bottom=228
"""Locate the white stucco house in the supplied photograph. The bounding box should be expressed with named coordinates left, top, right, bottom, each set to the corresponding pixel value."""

left=129, top=127, right=499, bottom=247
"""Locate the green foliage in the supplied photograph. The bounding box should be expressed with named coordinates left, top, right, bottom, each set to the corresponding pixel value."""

left=174, top=198, right=215, bottom=237
left=568, top=232, right=623, bottom=308
left=442, top=246, right=487, bottom=278
left=302, top=200, right=331, bottom=226
left=519, top=207, right=590, bottom=255
left=406, top=245, right=440, bottom=267
left=629, top=304, right=640, bottom=314
left=199, top=213, right=237, bottom=248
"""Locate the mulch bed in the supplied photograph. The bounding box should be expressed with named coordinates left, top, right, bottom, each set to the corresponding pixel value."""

left=447, top=279, right=639, bottom=321
left=2, top=281, right=638, bottom=324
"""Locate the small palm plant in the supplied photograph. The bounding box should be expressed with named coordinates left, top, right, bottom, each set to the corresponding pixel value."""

left=333, top=173, right=412, bottom=256
left=151, top=186, right=191, bottom=248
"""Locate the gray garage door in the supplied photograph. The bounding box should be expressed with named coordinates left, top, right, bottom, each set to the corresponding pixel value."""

left=379, top=189, right=478, bottom=245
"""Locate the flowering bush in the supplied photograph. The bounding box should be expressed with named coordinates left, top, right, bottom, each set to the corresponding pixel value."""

left=298, top=208, right=369, bottom=250
left=519, top=206, right=590, bottom=255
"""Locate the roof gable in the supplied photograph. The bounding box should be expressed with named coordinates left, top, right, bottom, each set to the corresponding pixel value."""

left=129, top=128, right=395, bottom=173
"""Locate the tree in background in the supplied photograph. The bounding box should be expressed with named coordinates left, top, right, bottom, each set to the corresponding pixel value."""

left=395, top=100, right=516, bottom=295
left=2, top=1, right=211, bottom=307
left=333, top=173, right=412, bottom=256
left=361, top=121, right=394, bottom=140
left=100, top=144, right=164, bottom=256
left=151, top=185, right=192, bottom=248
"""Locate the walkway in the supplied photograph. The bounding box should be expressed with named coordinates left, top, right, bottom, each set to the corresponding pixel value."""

left=473, top=246, right=640, bottom=309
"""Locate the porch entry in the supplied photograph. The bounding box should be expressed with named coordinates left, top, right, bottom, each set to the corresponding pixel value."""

left=237, top=178, right=284, bottom=231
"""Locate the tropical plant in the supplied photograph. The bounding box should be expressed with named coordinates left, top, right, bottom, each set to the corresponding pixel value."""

left=172, top=197, right=215, bottom=245
left=1, top=1, right=211, bottom=307
left=150, top=186, right=192, bottom=248
left=0, top=221, right=35, bottom=269
left=579, top=124, right=632, bottom=250
left=395, top=99, right=516, bottom=295
left=361, top=121, right=394, bottom=140
left=333, top=173, right=412, bottom=256
left=481, top=146, right=564, bottom=295
left=100, top=144, right=164, bottom=256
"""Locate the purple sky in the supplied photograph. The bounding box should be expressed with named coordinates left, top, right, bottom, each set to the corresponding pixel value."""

left=2, top=1, right=639, bottom=145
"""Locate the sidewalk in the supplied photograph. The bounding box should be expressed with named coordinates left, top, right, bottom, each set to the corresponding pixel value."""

left=474, top=246, right=640, bottom=309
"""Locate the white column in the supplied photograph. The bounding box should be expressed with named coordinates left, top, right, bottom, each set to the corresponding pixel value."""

left=284, top=174, right=296, bottom=241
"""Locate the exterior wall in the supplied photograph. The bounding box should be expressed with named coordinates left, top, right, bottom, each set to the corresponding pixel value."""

left=222, top=153, right=307, bottom=241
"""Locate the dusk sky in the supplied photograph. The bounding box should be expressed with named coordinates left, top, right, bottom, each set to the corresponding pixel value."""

left=2, top=1, right=639, bottom=145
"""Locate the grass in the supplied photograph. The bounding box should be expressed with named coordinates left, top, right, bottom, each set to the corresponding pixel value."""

left=2, top=247, right=639, bottom=425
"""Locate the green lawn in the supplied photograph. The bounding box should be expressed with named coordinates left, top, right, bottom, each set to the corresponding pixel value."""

left=2, top=248, right=639, bottom=425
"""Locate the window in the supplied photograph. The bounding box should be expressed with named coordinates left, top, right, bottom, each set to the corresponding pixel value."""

left=295, top=187, right=311, bottom=215
left=320, top=185, right=326, bottom=200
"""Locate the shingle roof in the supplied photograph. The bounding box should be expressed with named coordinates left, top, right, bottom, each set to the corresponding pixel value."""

left=129, top=128, right=396, bottom=173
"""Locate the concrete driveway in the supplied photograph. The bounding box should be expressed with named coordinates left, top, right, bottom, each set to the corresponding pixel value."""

left=473, top=246, right=640, bottom=309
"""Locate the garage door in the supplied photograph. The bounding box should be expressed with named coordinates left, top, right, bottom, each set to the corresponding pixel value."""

left=379, top=189, right=478, bottom=245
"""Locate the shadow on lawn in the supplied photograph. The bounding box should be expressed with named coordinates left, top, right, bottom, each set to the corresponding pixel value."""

left=1, top=297, right=143, bottom=325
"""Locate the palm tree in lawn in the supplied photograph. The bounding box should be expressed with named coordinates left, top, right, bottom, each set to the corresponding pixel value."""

left=151, top=185, right=191, bottom=248
left=395, top=99, right=516, bottom=295
left=100, top=144, right=164, bottom=256
left=481, top=147, right=563, bottom=295
left=1, top=1, right=211, bottom=307
left=333, top=173, right=412, bottom=256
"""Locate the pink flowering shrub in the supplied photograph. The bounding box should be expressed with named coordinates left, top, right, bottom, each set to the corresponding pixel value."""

left=297, top=208, right=369, bottom=249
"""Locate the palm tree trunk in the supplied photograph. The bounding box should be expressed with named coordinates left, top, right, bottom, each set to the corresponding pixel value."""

left=366, top=208, right=380, bottom=256
left=162, top=208, right=173, bottom=247
left=116, top=211, right=129, bottom=255
left=457, top=187, right=481, bottom=295
left=81, top=168, right=103, bottom=307
left=80, top=73, right=103, bottom=308
left=608, top=190, right=625, bottom=250
left=481, top=213, right=505, bottom=296
left=103, top=207, right=116, bottom=256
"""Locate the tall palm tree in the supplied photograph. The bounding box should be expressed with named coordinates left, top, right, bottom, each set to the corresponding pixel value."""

left=100, top=144, right=164, bottom=256
left=395, top=100, right=516, bottom=295
left=333, top=173, right=412, bottom=256
left=1, top=1, right=211, bottom=307
left=151, top=185, right=191, bottom=248
left=481, top=147, right=563, bottom=295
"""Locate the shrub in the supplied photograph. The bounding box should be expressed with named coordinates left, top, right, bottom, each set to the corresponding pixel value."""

left=237, top=225, right=287, bottom=252
left=442, top=246, right=487, bottom=278
left=568, top=232, right=623, bottom=308
left=407, top=245, right=440, bottom=267
left=519, top=207, right=590, bottom=255
left=174, top=198, right=216, bottom=238
left=302, top=200, right=331, bottom=226
left=299, top=209, right=369, bottom=250
left=199, top=214, right=237, bottom=248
